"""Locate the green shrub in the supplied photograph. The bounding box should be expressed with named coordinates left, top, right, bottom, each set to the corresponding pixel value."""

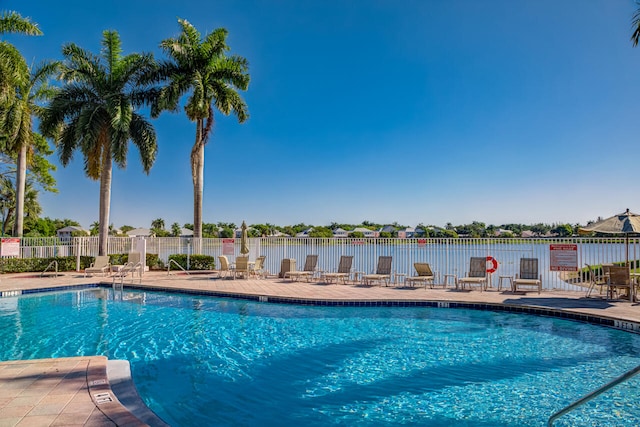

left=146, top=253, right=163, bottom=270
left=108, top=253, right=163, bottom=270
left=167, top=254, right=216, bottom=270
left=0, top=253, right=165, bottom=274
left=0, top=256, right=94, bottom=273
left=109, top=253, right=127, bottom=266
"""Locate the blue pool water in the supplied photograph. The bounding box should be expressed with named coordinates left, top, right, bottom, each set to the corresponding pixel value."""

left=1, top=288, right=640, bottom=426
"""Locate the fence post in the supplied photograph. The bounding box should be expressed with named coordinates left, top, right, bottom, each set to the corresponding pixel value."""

left=75, top=237, right=81, bottom=272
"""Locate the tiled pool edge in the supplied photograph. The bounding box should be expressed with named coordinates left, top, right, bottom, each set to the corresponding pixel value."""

left=4, top=282, right=639, bottom=333
left=0, top=283, right=640, bottom=333
left=116, top=283, right=640, bottom=334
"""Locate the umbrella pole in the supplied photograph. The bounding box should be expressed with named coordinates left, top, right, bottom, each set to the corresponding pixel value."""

left=627, top=234, right=636, bottom=302
left=627, top=234, right=630, bottom=268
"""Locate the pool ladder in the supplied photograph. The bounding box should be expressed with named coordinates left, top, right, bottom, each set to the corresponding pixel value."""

left=547, top=363, right=640, bottom=426
left=112, top=261, right=142, bottom=291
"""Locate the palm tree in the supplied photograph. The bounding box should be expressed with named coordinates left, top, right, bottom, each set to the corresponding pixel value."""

left=171, top=222, right=181, bottom=237
left=89, top=221, right=99, bottom=236
left=0, top=175, right=40, bottom=235
left=151, top=218, right=165, bottom=231
left=0, top=61, right=58, bottom=237
left=40, top=30, right=158, bottom=255
left=156, top=18, right=249, bottom=239
left=0, top=12, right=52, bottom=238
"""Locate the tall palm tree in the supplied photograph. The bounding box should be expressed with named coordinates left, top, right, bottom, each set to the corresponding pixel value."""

left=0, top=61, right=58, bottom=237
left=156, top=18, right=249, bottom=239
left=40, top=30, right=158, bottom=255
left=0, top=13, right=54, bottom=238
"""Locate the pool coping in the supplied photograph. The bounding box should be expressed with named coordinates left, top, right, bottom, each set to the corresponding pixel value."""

left=10, top=282, right=640, bottom=334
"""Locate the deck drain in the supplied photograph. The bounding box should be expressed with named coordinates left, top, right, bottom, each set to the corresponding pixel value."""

left=94, top=392, right=113, bottom=404
left=90, top=379, right=107, bottom=386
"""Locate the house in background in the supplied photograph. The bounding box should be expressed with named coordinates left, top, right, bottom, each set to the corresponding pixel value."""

left=56, top=226, right=89, bottom=239
left=126, top=228, right=154, bottom=237
left=379, top=225, right=397, bottom=235
left=332, top=228, right=349, bottom=238
left=351, top=227, right=379, bottom=238
left=295, top=228, right=312, bottom=238
left=178, top=228, right=194, bottom=237
left=397, top=227, right=416, bottom=238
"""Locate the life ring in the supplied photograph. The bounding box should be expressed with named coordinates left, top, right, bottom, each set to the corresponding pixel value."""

left=486, top=256, right=498, bottom=273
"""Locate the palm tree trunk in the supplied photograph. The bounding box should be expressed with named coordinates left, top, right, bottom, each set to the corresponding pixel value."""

left=191, top=119, right=205, bottom=239
left=12, top=144, right=26, bottom=237
left=98, top=153, right=113, bottom=256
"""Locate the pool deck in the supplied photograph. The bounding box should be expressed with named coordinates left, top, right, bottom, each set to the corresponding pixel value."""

left=1, top=270, right=640, bottom=426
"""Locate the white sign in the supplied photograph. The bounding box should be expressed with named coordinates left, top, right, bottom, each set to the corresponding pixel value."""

left=1, top=238, right=20, bottom=257
left=549, top=244, right=578, bottom=271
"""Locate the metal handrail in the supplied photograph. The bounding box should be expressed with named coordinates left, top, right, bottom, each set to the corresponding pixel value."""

left=112, top=262, right=132, bottom=289
left=167, top=259, right=189, bottom=275
left=112, top=261, right=143, bottom=286
left=40, top=260, right=58, bottom=277
left=548, top=364, right=640, bottom=426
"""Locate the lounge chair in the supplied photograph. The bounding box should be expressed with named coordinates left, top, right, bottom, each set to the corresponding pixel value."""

left=405, top=262, right=435, bottom=289
left=217, top=255, right=233, bottom=278
left=456, top=257, right=487, bottom=291
left=85, top=255, right=111, bottom=277
left=127, top=251, right=144, bottom=279
left=234, top=256, right=250, bottom=279
left=322, top=255, right=354, bottom=285
left=606, top=265, right=632, bottom=300
left=363, top=256, right=393, bottom=286
left=513, top=258, right=541, bottom=294
left=285, top=255, right=319, bottom=282
left=250, top=255, right=267, bottom=279
left=585, top=263, right=607, bottom=298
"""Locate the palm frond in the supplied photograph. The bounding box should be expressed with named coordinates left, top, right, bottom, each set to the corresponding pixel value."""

left=101, top=30, right=123, bottom=73
left=633, top=7, right=640, bottom=47
left=0, top=11, right=42, bottom=36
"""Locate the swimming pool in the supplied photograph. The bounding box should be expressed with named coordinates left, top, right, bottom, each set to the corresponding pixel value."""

left=0, top=287, right=639, bottom=426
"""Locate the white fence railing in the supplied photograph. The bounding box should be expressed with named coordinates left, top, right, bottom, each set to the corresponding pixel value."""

left=6, top=236, right=640, bottom=291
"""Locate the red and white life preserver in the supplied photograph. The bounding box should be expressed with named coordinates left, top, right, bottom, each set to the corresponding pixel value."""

left=486, top=256, right=498, bottom=273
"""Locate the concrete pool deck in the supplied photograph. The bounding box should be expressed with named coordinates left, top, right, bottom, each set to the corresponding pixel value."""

left=0, top=270, right=639, bottom=426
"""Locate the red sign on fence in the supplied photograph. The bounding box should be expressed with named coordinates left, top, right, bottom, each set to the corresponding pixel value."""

left=549, top=244, right=578, bottom=271
left=222, top=238, right=235, bottom=255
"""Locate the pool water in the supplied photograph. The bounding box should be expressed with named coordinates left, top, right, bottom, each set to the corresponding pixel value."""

left=1, top=288, right=640, bottom=426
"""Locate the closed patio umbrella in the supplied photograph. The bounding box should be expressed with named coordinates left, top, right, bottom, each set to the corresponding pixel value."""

left=240, top=221, right=250, bottom=255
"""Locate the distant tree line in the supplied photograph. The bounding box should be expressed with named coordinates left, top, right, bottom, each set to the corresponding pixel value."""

left=17, top=217, right=587, bottom=239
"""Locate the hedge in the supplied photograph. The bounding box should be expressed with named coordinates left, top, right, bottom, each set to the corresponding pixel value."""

left=0, top=253, right=164, bottom=274
left=167, top=254, right=216, bottom=271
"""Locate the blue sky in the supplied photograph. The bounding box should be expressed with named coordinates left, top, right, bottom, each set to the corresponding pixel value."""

left=4, top=0, right=640, bottom=230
